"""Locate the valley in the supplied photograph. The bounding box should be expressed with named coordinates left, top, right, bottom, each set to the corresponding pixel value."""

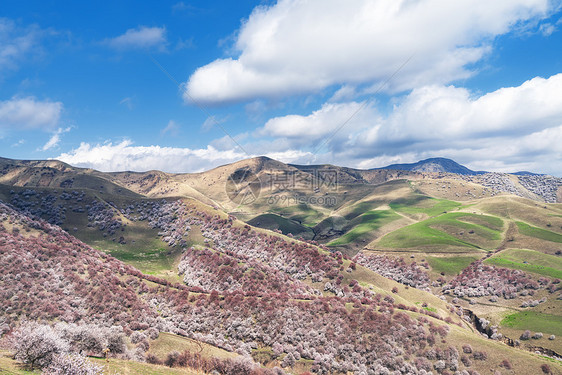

left=0, top=156, right=561, bottom=374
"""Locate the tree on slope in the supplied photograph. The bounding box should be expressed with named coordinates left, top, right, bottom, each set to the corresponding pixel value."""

left=12, top=322, right=69, bottom=370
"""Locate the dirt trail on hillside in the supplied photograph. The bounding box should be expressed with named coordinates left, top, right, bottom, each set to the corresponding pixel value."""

left=496, top=221, right=517, bottom=252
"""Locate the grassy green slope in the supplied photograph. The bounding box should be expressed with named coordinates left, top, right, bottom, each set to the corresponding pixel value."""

left=377, top=212, right=503, bottom=251
left=270, top=203, right=325, bottom=227
left=328, top=209, right=400, bottom=246
left=247, top=213, right=314, bottom=239
left=516, top=221, right=562, bottom=243
left=0, top=183, right=183, bottom=278
left=501, top=311, right=562, bottom=337
left=485, top=249, right=562, bottom=279
left=427, top=255, right=482, bottom=276
left=390, top=196, right=462, bottom=217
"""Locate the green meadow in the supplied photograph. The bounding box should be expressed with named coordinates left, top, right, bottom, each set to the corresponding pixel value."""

left=501, top=311, right=562, bottom=337
left=328, top=209, right=400, bottom=246
left=378, top=212, right=502, bottom=251
left=516, top=221, right=562, bottom=243
left=485, top=249, right=562, bottom=279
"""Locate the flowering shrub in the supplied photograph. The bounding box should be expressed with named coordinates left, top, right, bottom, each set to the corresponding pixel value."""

left=354, top=253, right=431, bottom=290
left=189, top=210, right=342, bottom=283
left=11, top=322, right=69, bottom=370
left=0, top=201, right=163, bottom=330
left=443, top=262, right=543, bottom=299
left=43, top=354, right=104, bottom=375
left=0, top=199, right=473, bottom=374
left=161, top=349, right=285, bottom=375
left=178, top=246, right=315, bottom=297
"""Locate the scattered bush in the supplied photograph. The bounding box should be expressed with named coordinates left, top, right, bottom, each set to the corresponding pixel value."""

left=434, top=360, right=446, bottom=371
left=443, top=262, right=544, bottom=299
left=42, top=354, right=104, bottom=375
left=472, top=351, right=487, bottom=361
left=165, top=351, right=180, bottom=367
left=354, top=253, right=431, bottom=290
left=146, top=353, right=162, bottom=365
left=500, top=359, right=512, bottom=370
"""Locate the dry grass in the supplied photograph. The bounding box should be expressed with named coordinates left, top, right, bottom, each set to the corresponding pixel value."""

left=446, top=325, right=562, bottom=375
left=0, top=350, right=39, bottom=374
left=91, top=357, right=200, bottom=375
left=350, top=263, right=462, bottom=324
left=148, top=333, right=237, bottom=361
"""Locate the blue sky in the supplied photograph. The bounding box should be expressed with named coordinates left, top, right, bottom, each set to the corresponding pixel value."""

left=1, top=0, right=562, bottom=175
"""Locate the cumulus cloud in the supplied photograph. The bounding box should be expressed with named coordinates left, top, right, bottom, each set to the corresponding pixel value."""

left=54, top=140, right=243, bottom=172
left=54, top=139, right=313, bottom=173
left=51, top=72, right=562, bottom=175
left=255, top=73, right=562, bottom=175
left=360, top=73, right=562, bottom=149
left=0, top=97, right=63, bottom=129
left=185, top=0, right=553, bottom=104
left=260, top=101, right=379, bottom=150
left=105, top=26, right=167, bottom=50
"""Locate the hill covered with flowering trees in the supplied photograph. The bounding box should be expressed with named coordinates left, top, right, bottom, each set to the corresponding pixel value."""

left=0, top=155, right=561, bottom=374
left=1, top=197, right=560, bottom=374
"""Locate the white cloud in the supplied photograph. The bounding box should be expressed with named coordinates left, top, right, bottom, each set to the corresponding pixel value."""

left=0, top=97, right=63, bottom=129
left=119, top=97, right=134, bottom=110
left=54, top=139, right=314, bottom=173
left=11, top=139, right=25, bottom=147
left=201, top=116, right=227, bottom=132
left=54, top=140, right=246, bottom=173
left=185, top=0, right=553, bottom=104
left=329, top=85, right=360, bottom=102
left=52, top=73, right=562, bottom=175
left=40, top=127, right=71, bottom=151
left=253, top=73, right=562, bottom=175
left=105, top=26, right=167, bottom=50
left=361, top=73, right=562, bottom=148
left=161, top=120, right=180, bottom=136
left=265, top=149, right=312, bottom=163
left=539, top=22, right=557, bottom=36
left=260, top=101, right=378, bottom=147
left=0, top=18, right=44, bottom=75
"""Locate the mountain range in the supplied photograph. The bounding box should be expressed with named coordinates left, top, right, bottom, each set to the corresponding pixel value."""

left=0, top=155, right=561, bottom=374
left=379, top=157, right=484, bottom=175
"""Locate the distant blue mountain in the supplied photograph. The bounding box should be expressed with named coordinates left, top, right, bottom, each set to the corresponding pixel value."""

left=377, top=157, right=485, bottom=175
